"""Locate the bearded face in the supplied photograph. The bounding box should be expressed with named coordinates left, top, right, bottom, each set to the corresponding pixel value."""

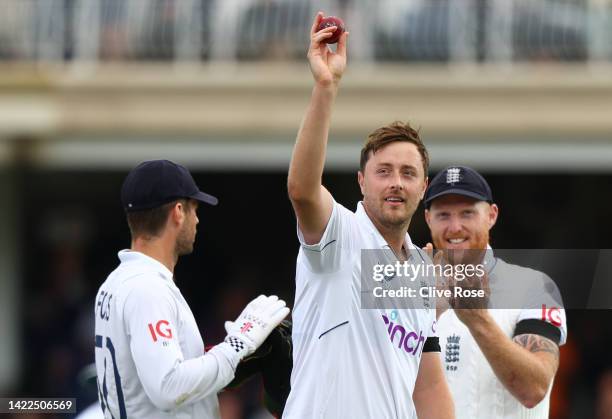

left=425, top=194, right=498, bottom=264
left=175, top=201, right=199, bottom=256
left=358, top=142, right=428, bottom=232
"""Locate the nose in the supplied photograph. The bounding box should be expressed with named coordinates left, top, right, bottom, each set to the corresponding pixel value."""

left=389, top=170, right=403, bottom=190
left=447, top=215, right=462, bottom=234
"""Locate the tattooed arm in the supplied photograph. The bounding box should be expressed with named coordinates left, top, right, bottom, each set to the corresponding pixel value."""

left=464, top=312, right=560, bottom=408
left=512, top=334, right=560, bottom=359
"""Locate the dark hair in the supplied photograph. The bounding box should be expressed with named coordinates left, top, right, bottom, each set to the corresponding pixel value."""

left=126, top=199, right=189, bottom=238
left=359, top=121, right=429, bottom=176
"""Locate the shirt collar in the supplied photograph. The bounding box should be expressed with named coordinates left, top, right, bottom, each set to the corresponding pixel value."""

left=118, top=250, right=174, bottom=281
left=355, top=201, right=416, bottom=251
left=483, top=244, right=497, bottom=274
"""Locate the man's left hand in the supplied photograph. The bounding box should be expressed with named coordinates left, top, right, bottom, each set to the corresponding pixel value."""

left=449, top=271, right=491, bottom=326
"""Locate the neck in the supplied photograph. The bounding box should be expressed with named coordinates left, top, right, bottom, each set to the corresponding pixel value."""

left=131, top=236, right=177, bottom=274
left=364, top=206, right=410, bottom=258
left=379, top=226, right=408, bottom=259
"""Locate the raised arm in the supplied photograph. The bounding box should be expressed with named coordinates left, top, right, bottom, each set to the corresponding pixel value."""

left=287, top=12, right=348, bottom=245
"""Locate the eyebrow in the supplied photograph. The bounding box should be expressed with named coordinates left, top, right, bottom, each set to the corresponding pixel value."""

left=375, top=162, right=418, bottom=170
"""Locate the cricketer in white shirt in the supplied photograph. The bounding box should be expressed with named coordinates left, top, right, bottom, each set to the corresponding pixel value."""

left=437, top=252, right=567, bottom=419
left=283, top=201, right=441, bottom=418
left=96, top=159, right=290, bottom=419
left=424, top=165, right=567, bottom=419
left=95, top=250, right=290, bottom=419
left=285, top=13, right=454, bottom=419
left=94, top=250, right=241, bottom=418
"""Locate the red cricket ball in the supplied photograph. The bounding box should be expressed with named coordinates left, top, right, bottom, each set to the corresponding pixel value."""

left=317, top=16, right=345, bottom=44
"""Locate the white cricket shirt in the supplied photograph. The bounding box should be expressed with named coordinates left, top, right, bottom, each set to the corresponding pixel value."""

left=283, top=201, right=439, bottom=419
left=94, top=250, right=242, bottom=419
left=437, top=254, right=568, bottom=419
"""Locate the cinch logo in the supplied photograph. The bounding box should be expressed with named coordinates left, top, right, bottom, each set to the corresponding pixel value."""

left=148, top=320, right=173, bottom=342
left=382, top=314, right=425, bottom=356
left=541, top=304, right=562, bottom=327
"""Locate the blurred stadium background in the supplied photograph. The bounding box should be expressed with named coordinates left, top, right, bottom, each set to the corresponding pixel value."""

left=1, top=0, right=612, bottom=418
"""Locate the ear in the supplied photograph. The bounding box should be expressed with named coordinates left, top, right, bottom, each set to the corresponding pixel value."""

left=357, top=170, right=365, bottom=196
left=171, top=201, right=186, bottom=226
left=419, top=176, right=429, bottom=200
left=424, top=208, right=432, bottom=228
left=488, top=203, right=499, bottom=229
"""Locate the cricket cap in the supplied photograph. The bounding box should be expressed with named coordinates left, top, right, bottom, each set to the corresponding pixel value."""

left=121, top=160, right=218, bottom=212
left=424, top=165, right=493, bottom=209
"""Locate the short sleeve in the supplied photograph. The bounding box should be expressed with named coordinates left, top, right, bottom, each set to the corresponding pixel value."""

left=296, top=200, right=356, bottom=274
left=515, top=273, right=567, bottom=345
left=515, top=307, right=567, bottom=346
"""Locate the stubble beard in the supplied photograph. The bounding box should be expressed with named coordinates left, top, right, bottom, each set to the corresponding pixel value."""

left=175, top=228, right=195, bottom=257
left=368, top=197, right=417, bottom=233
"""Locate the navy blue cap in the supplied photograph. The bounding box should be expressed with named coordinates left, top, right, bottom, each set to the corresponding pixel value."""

left=121, top=160, right=218, bottom=212
left=424, top=166, right=492, bottom=209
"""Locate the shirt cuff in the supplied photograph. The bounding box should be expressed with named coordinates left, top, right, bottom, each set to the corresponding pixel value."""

left=208, top=341, right=244, bottom=370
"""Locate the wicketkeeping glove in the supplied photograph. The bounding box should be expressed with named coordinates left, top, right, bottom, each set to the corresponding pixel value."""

left=224, top=295, right=290, bottom=358
left=226, top=320, right=293, bottom=417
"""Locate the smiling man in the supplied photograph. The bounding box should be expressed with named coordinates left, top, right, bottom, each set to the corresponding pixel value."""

left=283, top=12, right=454, bottom=419
left=424, top=165, right=567, bottom=419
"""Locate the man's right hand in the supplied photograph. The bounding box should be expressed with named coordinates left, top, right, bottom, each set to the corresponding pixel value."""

left=224, top=295, right=290, bottom=358
left=307, top=12, right=348, bottom=87
left=287, top=12, right=346, bottom=245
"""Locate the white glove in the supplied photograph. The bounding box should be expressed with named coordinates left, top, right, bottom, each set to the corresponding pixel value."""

left=224, top=295, right=290, bottom=358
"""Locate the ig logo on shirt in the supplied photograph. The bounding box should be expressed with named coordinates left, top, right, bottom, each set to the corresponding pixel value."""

left=148, top=320, right=173, bottom=343
left=541, top=304, right=562, bottom=327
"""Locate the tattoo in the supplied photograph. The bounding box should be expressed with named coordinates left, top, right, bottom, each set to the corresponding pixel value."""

left=512, top=334, right=560, bottom=361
